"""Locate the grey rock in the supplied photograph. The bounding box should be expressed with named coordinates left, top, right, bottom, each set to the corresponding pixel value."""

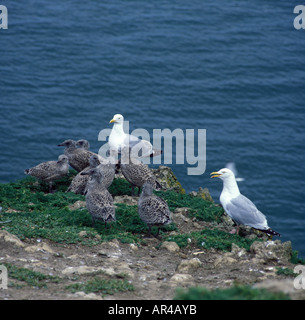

left=0, top=230, right=25, bottom=248
left=177, top=258, right=202, bottom=273
left=161, top=241, right=180, bottom=253
left=151, top=166, right=185, bottom=193
left=250, top=240, right=292, bottom=264
left=254, top=278, right=305, bottom=300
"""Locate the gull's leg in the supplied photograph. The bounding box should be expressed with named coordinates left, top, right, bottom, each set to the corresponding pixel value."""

left=236, top=225, right=240, bottom=235
left=229, top=225, right=240, bottom=235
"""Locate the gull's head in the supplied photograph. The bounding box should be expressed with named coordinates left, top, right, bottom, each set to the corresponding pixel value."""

left=76, top=139, right=90, bottom=150
left=57, top=155, right=69, bottom=164
left=210, top=168, right=235, bottom=180
left=81, top=167, right=104, bottom=180
left=89, top=155, right=101, bottom=168
left=57, top=139, right=76, bottom=148
left=141, top=182, right=154, bottom=197
left=110, top=114, right=124, bottom=124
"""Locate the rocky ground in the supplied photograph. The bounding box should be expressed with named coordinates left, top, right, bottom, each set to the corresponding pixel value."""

left=0, top=167, right=304, bottom=300
left=0, top=208, right=303, bottom=300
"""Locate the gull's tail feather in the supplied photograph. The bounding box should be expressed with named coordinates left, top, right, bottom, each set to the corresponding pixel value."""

left=259, top=228, right=281, bottom=237
left=149, top=149, right=163, bottom=158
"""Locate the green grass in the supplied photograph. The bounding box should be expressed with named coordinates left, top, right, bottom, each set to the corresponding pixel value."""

left=0, top=174, right=268, bottom=253
left=174, top=285, right=291, bottom=300
left=0, top=175, right=224, bottom=248
left=4, top=263, right=61, bottom=288
left=165, top=228, right=259, bottom=252
left=156, top=190, right=224, bottom=223
left=290, top=250, right=305, bottom=265
left=276, top=267, right=298, bottom=277
left=0, top=176, right=177, bottom=245
left=108, top=178, right=134, bottom=196
left=66, top=276, right=134, bottom=296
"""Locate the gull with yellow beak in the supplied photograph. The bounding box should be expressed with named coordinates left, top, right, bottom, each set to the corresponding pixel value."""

left=210, top=168, right=280, bottom=237
left=109, top=114, right=161, bottom=158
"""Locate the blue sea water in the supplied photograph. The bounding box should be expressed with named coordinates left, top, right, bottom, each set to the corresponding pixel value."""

left=1, top=1, right=305, bottom=257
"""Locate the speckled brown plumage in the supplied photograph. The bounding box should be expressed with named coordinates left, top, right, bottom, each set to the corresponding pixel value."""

left=120, top=150, right=161, bottom=195
left=82, top=167, right=116, bottom=226
left=67, top=154, right=116, bottom=195
left=24, top=155, right=69, bottom=192
left=67, top=155, right=101, bottom=194
left=58, top=139, right=101, bottom=172
left=138, top=183, right=172, bottom=236
left=98, top=158, right=116, bottom=189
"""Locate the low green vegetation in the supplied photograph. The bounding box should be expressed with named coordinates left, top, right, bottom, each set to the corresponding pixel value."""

left=174, top=285, right=291, bottom=300
left=155, top=190, right=224, bottom=223
left=276, top=267, right=297, bottom=277
left=66, top=276, right=134, bottom=296
left=1, top=172, right=300, bottom=300
left=1, top=172, right=296, bottom=257
left=165, top=228, right=259, bottom=252
left=290, top=250, right=305, bottom=265
left=0, top=174, right=225, bottom=248
left=4, top=263, right=61, bottom=289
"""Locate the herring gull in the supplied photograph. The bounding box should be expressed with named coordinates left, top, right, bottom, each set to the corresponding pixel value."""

left=210, top=168, right=280, bottom=237
left=67, top=154, right=101, bottom=194
left=67, top=154, right=115, bottom=194
left=91, top=154, right=116, bottom=190
left=109, top=114, right=161, bottom=158
left=81, top=167, right=116, bottom=227
left=138, top=182, right=172, bottom=236
left=120, top=147, right=162, bottom=196
left=58, top=139, right=101, bottom=172
left=24, top=155, right=69, bottom=193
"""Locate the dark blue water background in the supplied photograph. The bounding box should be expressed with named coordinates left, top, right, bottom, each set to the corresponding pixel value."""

left=1, top=1, right=304, bottom=257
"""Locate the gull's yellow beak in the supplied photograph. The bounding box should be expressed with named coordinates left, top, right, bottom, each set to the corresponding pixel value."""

left=210, top=171, right=221, bottom=178
left=109, top=119, right=116, bottom=124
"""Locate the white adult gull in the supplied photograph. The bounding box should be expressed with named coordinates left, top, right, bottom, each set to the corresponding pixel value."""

left=109, top=114, right=161, bottom=158
left=210, top=168, right=280, bottom=237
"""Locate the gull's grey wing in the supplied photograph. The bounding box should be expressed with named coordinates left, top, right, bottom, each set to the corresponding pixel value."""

left=124, top=134, right=142, bottom=148
left=123, top=134, right=153, bottom=157
left=223, top=194, right=268, bottom=230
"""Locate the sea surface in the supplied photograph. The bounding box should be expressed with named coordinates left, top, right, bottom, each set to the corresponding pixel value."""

left=1, top=1, right=305, bottom=257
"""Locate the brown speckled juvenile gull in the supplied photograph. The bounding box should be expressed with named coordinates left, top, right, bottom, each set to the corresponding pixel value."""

left=81, top=167, right=116, bottom=227
left=138, top=182, right=172, bottom=236
left=67, top=154, right=116, bottom=195
left=98, top=156, right=116, bottom=190
left=24, top=155, right=69, bottom=193
left=120, top=148, right=162, bottom=196
left=67, top=155, right=101, bottom=194
left=58, top=139, right=101, bottom=172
